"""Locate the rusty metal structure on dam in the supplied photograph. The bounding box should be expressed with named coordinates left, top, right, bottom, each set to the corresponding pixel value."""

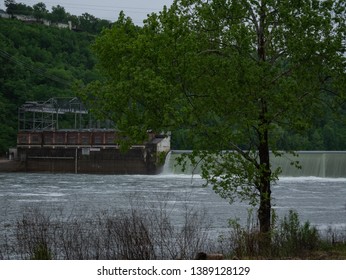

left=18, top=97, right=94, bottom=131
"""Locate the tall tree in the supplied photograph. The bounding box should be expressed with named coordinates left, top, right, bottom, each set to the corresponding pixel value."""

left=4, top=0, right=17, bottom=17
left=33, top=2, right=48, bottom=20
left=78, top=13, right=99, bottom=33
left=49, top=5, right=67, bottom=23
left=82, top=1, right=346, bottom=246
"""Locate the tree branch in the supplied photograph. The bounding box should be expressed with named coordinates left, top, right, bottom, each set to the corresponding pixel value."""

left=230, top=142, right=260, bottom=169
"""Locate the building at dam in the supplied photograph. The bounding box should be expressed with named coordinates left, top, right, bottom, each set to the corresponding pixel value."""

left=5, top=97, right=170, bottom=174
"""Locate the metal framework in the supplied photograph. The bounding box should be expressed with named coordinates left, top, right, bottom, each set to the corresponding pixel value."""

left=18, top=97, right=91, bottom=130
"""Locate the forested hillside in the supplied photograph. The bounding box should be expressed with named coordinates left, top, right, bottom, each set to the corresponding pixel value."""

left=0, top=15, right=345, bottom=156
left=172, top=103, right=346, bottom=150
left=3, top=0, right=111, bottom=34
left=0, top=18, right=100, bottom=154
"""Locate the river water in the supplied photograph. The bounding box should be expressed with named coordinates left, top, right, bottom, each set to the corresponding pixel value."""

left=1, top=173, right=346, bottom=234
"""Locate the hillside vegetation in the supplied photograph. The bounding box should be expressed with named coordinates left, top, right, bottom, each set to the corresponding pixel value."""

left=0, top=18, right=101, bottom=154
left=0, top=16, right=345, bottom=155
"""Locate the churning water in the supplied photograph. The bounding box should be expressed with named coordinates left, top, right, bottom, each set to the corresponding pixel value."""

left=0, top=172, right=346, bottom=234
left=1, top=150, right=346, bottom=257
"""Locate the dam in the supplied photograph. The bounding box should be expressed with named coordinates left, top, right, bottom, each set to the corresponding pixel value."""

left=1, top=97, right=170, bottom=174
left=1, top=97, right=344, bottom=176
left=162, top=150, right=346, bottom=178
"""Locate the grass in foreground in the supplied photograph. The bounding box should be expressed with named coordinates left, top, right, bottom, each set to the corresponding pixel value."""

left=1, top=206, right=345, bottom=260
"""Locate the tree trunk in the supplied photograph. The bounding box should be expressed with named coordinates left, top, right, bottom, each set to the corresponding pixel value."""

left=257, top=123, right=272, bottom=254
left=258, top=130, right=271, bottom=234
left=257, top=0, right=271, bottom=237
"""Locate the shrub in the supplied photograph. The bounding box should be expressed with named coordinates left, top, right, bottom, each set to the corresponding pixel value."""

left=272, top=210, right=320, bottom=257
left=219, top=209, right=320, bottom=259
left=4, top=196, right=212, bottom=260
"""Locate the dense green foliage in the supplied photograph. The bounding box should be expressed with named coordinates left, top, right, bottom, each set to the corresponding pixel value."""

left=0, top=1, right=345, bottom=159
left=82, top=0, right=346, bottom=237
left=0, top=18, right=100, bottom=154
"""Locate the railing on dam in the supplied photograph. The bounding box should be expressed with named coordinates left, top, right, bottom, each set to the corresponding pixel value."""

left=17, top=130, right=121, bottom=147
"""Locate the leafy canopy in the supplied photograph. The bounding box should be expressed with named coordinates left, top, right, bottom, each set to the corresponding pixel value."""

left=82, top=1, right=346, bottom=207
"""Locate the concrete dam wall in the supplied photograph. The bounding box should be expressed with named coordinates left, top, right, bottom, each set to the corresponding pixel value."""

left=5, top=130, right=170, bottom=174
left=17, top=146, right=160, bottom=174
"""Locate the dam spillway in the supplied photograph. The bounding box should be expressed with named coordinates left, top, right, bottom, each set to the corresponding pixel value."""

left=162, top=151, right=346, bottom=178
left=270, top=151, right=346, bottom=178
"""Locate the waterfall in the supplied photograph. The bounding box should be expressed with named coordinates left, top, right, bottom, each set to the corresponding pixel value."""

left=161, top=150, right=202, bottom=175
left=161, top=151, right=172, bottom=174
left=271, top=151, right=346, bottom=177
left=162, top=150, right=346, bottom=178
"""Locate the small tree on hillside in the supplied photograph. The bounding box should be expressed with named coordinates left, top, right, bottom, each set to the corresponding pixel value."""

left=81, top=0, right=346, bottom=249
left=4, top=0, right=16, bottom=17
left=49, top=5, right=68, bottom=23
left=32, top=2, right=48, bottom=20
